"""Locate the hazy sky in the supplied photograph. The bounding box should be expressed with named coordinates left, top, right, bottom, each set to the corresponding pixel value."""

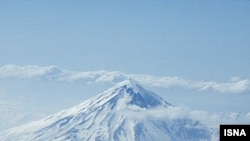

left=0, top=0, right=250, bottom=130
left=1, top=0, right=250, bottom=79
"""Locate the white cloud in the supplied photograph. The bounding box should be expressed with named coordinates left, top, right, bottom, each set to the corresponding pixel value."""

left=156, top=107, right=250, bottom=128
left=0, top=64, right=249, bottom=94
left=0, top=64, right=66, bottom=80
left=119, top=105, right=250, bottom=128
left=195, top=79, right=250, bottom=93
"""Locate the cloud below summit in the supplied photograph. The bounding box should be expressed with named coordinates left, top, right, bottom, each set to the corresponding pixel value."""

left=0, top=64, right=249, bottom=94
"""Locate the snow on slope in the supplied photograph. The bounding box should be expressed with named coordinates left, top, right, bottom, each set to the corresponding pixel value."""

left=0, top=80, right=212, bottom=141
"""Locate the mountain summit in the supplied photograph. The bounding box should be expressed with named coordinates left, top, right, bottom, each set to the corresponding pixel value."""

left=0, top=80, right=211, bottom=141
left=88, top=79, right=171, bottom=109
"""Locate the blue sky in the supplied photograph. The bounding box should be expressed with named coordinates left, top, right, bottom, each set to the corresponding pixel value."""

left=1, top=0, right=250, bottom=79
left=0, top=0, right=250, bottom=130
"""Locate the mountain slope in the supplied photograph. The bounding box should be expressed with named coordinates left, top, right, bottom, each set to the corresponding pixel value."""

left=0, top=80, right=211, bottom=141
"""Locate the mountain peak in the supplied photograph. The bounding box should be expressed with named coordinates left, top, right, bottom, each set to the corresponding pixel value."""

left=113, top=79, right=141, bottom=93
left=97, top=79, right=171, bottom=109
left=0, top=80, right=211, bottom=141
left=115, top=79, right=139, bottom=87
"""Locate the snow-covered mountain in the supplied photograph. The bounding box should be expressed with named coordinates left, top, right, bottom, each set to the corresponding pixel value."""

left=0, top=80, right=212, bottom=141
